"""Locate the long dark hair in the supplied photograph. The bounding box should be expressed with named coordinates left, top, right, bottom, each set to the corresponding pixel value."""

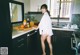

left=40, top=4, right=50, bottom=16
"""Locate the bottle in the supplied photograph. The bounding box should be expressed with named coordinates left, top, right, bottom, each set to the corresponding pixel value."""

left=23, top=19, right=27, bottom=26
left=27, top=23, right=30, bottom=28
left=30, top=21, right=34, bottom=27
left=27, top=18, right=30, bottom=28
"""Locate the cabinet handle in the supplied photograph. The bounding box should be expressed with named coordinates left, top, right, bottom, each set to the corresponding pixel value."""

left=35, top=31, right=37, bottom=32
left=27, top=34, right=30, bottom=37
left=18, top=44, right=24, bottom=48
left=27, top=31, right=37, bottom=37
left=17, top=38, right=24, bottom=42
left=30, top=32, right=36, bottom=36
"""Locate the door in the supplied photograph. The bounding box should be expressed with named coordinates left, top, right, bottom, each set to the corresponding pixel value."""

left=0, top=1, right=12, bottom=55
left=53, top=30, right=74, bottom=55
left=27, top=30, right=38, bottom=55
left=12, top=34, right=27, bottom=55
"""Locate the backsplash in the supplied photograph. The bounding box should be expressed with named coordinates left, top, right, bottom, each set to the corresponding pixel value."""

left=12, top=12, right=71, bottom=28
left=12, top=23, right=22, bottom=27
left=24, top=12, right=43, bottom=23
left=71, top=14, right=80, bottom=29
left=52, top=22, right=69, bottom=28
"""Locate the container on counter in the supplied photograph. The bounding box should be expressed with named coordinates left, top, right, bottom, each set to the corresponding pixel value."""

left=27, top=18, right=30, bottom=28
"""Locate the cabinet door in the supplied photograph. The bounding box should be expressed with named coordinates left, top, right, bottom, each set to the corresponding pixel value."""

left=27, top=30, right=38, bottom=55
left=53, top=30, right=73, bottom=55
left=12, top=34, right=27, bottom=55
left=0, top=1, right=12, bottom=55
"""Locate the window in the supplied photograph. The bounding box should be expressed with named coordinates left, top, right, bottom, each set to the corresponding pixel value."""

left=50, top=0, right=72, bottom=18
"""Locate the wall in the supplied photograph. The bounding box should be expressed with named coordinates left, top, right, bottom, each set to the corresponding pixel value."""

left=14, top=0, right=80, bottom=14
left=24, top=0, right=30, bottom=13
left=71, top=0, right=80, bottom=14
left=14, top=0, right=49, bottom=12
left=14, top=0, right=30, bottom=13
left=70, top=0, right=80, bottom=29
left=30, top=0, right=48, bottom=11
left=70, top=0, right=80, bottom=21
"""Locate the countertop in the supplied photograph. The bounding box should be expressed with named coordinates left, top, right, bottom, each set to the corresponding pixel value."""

left=12, top=26, right=37, bottom=39
left=52, top=28, right=76, bottom=31
left=12, top=26, right=76, bottom=39
left=12, top=28, right=35, bottom=39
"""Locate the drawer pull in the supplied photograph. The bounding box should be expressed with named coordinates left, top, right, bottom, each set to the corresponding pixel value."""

left=29, top=32, right=36, bottom=36
left=18, top=44, right=24, bottom=48
left=27, top=34, right=30, bottom=37
left=27, top=31, right=37, bottom=37
left=17, top=38, right=24, bottom=42
left=35, top=31, right=37, bottom=32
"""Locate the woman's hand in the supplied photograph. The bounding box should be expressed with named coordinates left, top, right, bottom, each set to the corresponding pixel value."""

left=32, top=27, right=38, bottom=30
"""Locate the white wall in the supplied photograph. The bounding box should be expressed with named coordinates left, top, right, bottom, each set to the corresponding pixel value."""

left=69, top=0, right=80, bottom=22
left=71, top=0, right=80, bottom=14
left=14, top=0, right=49, bottom=12
left=14, top=0, right=30, bottom=13
left=24, top=0, right=30, bottom=13
left=30, top=0, right=48, bottom=11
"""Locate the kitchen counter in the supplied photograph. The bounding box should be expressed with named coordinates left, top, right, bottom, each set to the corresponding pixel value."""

left=12, top=25, right=38, bottom=39
left=52, top=28, right=76, bottom=31
left=12, top=28, right=35, bottom=39
left=12, top=26, right=76, bottom=39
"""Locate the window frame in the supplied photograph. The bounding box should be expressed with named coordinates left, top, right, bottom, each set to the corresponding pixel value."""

left=49, top=0, right=72, bottom=18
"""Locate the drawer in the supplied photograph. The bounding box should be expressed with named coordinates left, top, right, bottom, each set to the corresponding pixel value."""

left=13, top=34, right=27, bottom=44
left=13, top=35, right=27, bottom=49
left=16, top=42, right=25, bottom=48
left=13, top=39, right=26, bottom=49
left=13, top=37, right=24, bottom=45
left=13, top=42, right=26, bottom=55
left=27, top=30, right=37, bottom=37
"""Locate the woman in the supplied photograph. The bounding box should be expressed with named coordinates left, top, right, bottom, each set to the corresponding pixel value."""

left=38, top=4, right=53, bottom=55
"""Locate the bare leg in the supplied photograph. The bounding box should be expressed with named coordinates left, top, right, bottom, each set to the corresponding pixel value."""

left=47, top=36, right=53, bottom=55
left=41, top=35, right=47, bottom=55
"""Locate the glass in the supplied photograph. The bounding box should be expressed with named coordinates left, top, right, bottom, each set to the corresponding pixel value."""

left=9, top=1, right=24, bottom=23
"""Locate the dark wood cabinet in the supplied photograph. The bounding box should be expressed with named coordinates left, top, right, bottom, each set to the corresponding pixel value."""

left=12, top=34, right=27, bottom=55
left=52, top=30, right=74, bottom=55
left=12, top=29, right=75, bottom=55
left=0, top=1, right=12, bottom=55
left=12, top=30, right=38, bottom=55
left=27, top=30, right=38, bottom=55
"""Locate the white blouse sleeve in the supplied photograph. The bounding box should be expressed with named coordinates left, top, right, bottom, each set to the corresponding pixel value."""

left=38, top=12, right=52, bottom=30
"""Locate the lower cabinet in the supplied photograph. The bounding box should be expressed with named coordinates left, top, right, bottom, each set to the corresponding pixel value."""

left=53, top=30, right=74, bottom=55
left=12, top=34, right=27, bottom=55
left=12, top=30, right=38, bottom=55
left=27, top=30, right=39, bottom=55
left=13, top=29, right=75, bottom=55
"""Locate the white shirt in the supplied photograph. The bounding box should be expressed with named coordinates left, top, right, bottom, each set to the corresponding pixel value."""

left=38, top=12, right=53, bottom=36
